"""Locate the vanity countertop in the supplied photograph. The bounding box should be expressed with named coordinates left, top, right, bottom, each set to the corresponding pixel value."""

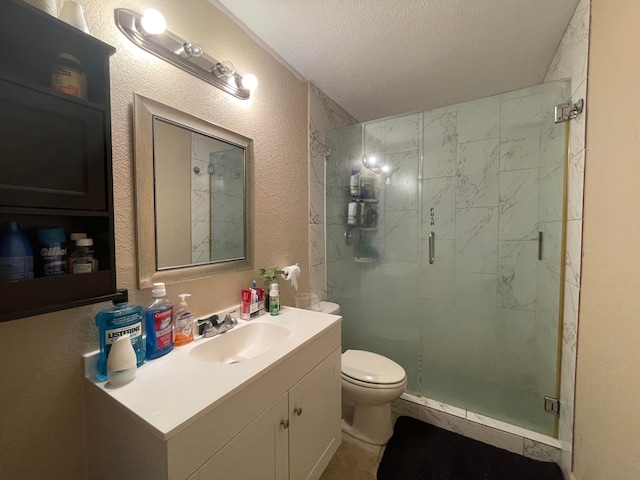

left=84, top=306, right=341, bottom=440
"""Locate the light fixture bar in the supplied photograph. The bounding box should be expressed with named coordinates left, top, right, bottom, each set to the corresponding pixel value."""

left=114, top=8, right=250, bottom=100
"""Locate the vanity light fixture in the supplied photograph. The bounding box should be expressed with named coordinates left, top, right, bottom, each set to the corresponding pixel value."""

left=114, top=8, right=256, bottom=100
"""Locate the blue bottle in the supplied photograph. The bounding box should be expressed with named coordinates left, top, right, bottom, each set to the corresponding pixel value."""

left=95, top=290, right=145, bottom=381
left=37, top=227, right=67, bottom=276
left=0, top=221, right=34, bottom=282
left=145, top=282, right=174, bottom=360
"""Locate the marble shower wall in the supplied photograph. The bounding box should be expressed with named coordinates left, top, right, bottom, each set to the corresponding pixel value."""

left=191, top=132, right=213, bottom=264
left=210, top=147, right=245, bottom=262
left=308, top=83, right=358, bottom=299
left=190, top=134, right=245, bottom=264
left=543, top=0, right=590, bottom=476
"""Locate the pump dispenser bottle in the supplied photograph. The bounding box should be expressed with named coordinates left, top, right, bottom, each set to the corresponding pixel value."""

left=145, top=282, right=174, bottom=359
left=174, top=293, right=194, bottom=346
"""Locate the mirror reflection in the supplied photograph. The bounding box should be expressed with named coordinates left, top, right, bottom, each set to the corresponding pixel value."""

left=154, top=119, right=245, bottom=269
left=133, top=93, right=253, bottom=288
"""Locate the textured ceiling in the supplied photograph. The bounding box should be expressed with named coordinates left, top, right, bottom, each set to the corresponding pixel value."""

left=211, top=0, right=580, bottom=122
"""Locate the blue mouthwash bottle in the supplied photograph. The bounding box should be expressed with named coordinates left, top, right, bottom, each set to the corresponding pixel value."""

left=145, top=282, right=174, bottom=360
left=95, top=290, right=145, bottom=381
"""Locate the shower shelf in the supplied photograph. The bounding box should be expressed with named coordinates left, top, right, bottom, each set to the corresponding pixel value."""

left=354, top=227, right=377, bottom=231
left=355, top=257, right=376, bottom=263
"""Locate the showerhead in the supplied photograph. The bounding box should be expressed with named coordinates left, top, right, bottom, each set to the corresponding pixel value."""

left=362, top=155, right=381, bottom=174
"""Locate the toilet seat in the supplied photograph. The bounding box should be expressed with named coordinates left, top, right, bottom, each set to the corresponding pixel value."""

left=341, top=373, right=407, bottom=390
left=341, top=350, right=406, bottom=386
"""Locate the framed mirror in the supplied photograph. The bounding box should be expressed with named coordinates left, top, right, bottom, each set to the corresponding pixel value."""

left=133, top=94, right=253, bottom=288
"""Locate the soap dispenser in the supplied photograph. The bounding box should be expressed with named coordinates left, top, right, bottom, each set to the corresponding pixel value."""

left=174, top=293, right=194, bottom=346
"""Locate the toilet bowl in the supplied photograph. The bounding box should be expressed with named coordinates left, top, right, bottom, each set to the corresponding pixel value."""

left=341, top=349, right=407, bottom=445
left=318, top=302, right=407, bottom=445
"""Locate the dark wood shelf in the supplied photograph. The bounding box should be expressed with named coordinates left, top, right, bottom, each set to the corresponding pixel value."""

left=0, top=72, right=109, bottom=112
left=0, top=206, right=110, bottom=217
left=0, top=0, right=117, bottom=323
left=0, top=271, right=120, bottom=322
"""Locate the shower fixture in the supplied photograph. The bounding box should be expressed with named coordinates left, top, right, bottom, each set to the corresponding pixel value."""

left=362, top=155, right=380, bottom=174
left=362, top=155, right=391, bottom=176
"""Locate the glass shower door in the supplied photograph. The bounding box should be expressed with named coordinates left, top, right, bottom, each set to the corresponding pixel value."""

left=326, top=114, right=423, bottom=393
left=325, top=79, right=570, bottom=437
left=420, top=80, right=570, bottom=435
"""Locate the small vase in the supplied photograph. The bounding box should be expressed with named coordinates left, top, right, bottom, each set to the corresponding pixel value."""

left=58, top=1, right=90, bottom=34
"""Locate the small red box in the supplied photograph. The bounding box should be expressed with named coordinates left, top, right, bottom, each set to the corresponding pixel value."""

left=241, top=288, right=265, bottom=320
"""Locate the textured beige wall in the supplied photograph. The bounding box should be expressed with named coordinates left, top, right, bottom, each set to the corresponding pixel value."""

left=0, top=0, right=308, bottom=478
left=574, top=0, right=640, bottom=478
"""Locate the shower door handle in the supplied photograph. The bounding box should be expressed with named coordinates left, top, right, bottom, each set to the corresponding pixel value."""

left=428, top=232, right=435, bottom=264
left=538, top=231, right=543, bottom=261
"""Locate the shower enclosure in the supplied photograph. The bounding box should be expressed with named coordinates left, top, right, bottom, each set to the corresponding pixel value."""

left=325, top=79, right=570, bottom=436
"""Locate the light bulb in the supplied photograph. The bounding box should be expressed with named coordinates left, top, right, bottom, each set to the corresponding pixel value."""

left=183, top=42, right=203, bottom=57
left=368, top=156, right=377, bottom=165
left=381, top=164, right=391, bottom=173
left=241, top=73, right=258, bottom=91
left=213, top=61, right=235, bottom=77
left=140, top=9, right=166, bottom=35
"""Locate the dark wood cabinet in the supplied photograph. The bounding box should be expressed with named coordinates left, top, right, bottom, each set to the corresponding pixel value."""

left=0, top=0, right=119, bottom=322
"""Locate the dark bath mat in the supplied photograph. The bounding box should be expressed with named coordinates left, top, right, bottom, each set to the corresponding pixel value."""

left=377, top=416, right=563, bottom=480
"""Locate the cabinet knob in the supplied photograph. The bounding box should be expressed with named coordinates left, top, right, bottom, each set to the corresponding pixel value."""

left=293, top=406, right=303, bottom=416
left=280, top=419, right=289, bottom=429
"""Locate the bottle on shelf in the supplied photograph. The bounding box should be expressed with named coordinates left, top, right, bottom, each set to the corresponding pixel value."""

left=350, top=169, right=361, bottom=196
left=37, top=227, right=67, bottom=276
left=51, top=52, right=88, bottom=100
left=0, top=221, right=34, bottom=282
left=347, top=200, right=358, bottom=225
left=71, top=238, right=95, bottom=274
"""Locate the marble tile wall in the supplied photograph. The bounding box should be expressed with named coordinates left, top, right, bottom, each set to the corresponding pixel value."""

left=191, top=132, right=212, bottom=264
left=190, top=134, right=246, bottom=264
left=543, top=0, right=590, bottom=476
left=210, top=148, right=245, bottom=261
left=308, top=83, right=358, bottom=299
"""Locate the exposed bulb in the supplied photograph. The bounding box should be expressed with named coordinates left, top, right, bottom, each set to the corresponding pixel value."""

left=140, top=9, right=166, bottom=35
left=241, top=73, right=258, bottom=91
left=183, top=42, right=203, bottom=57
left=213, top=60, right=235, bottom=77
left=381, top=164, right=391, bottom=174
left=368, top=156, right=377, bottom=165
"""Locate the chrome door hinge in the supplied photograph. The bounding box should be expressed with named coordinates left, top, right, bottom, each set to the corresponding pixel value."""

left=544, top=396, right=561, bottom=416
left=554, top=99, right=584, bottom=123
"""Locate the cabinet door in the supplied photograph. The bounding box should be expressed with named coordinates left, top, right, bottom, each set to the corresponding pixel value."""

left=0, top=79, right=107, bottom=211
left=195, top=393, right=289, bottom=480
left=289, top=349, right=341, bottom=480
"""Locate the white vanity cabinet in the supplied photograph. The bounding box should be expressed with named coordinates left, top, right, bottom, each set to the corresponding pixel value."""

left=85, top=310, right=341, bottom=480
left=192, top=350, right=341, bottom=480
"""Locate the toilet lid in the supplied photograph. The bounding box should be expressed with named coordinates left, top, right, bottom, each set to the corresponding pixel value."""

left=342, top=350, right=406, bottom=385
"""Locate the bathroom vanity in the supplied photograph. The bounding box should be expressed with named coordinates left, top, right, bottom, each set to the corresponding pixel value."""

left=85, top=307, right=341, bottom=480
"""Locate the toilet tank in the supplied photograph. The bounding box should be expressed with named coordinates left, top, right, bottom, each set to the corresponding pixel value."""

left=319, top=302, right=340, bottom=315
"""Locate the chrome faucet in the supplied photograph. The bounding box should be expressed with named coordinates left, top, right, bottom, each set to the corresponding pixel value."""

left=198, top=312, right=238, bottom=338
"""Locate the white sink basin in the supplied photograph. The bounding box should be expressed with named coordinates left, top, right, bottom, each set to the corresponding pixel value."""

left=190, top=322, right=291, bottom=365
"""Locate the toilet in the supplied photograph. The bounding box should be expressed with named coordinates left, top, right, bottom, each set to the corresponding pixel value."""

left=319, top=302, right=407, bottom=445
